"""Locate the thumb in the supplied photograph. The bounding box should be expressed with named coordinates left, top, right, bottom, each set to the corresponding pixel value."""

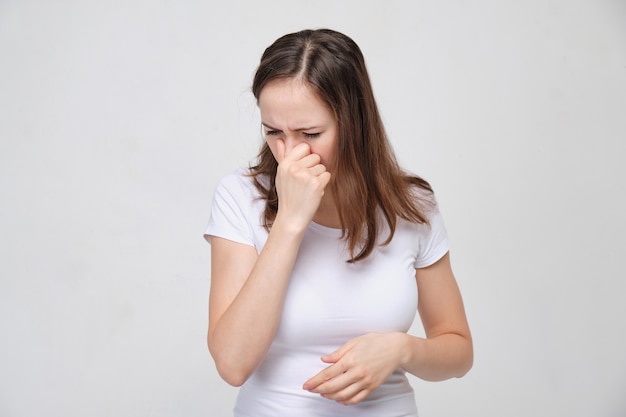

left=275, top=139, right=286, bottom=164
left=321, top=343, right=350, bottom=363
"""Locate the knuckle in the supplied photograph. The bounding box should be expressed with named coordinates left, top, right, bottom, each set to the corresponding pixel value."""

left=333, top=393, right=346, bottom=402
left=345, top=357, right=357, bottom=368
left=286, top=164, right=300, bottom=175
left=343, top=395, right=358, bottom=406
left=310, top=177, right=321, bottom=188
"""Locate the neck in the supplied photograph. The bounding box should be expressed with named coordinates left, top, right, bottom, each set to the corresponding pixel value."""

left=313, top=191, right=341, bottom=229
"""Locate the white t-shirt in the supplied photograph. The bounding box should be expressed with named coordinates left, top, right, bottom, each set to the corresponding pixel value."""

left=205, top=168, right=450, bottom=417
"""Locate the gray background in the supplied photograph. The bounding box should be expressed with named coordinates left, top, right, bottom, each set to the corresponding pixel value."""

left=1, top=0, right=625, bottom=416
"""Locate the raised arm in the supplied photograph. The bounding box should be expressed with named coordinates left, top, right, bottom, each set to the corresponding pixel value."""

left=208, top=225, right=305, bottom=386
left=207, top=142, right=331, bottom=386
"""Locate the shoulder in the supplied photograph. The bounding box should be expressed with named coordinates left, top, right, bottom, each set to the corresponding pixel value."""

left=209, top=167, right=268, bottom=220
left=216, top=167, right=253, bottom=189
left=403, top=179, right=448, bottom=240
left=214, top=167, right=266, bottom=197
left=206, top=167, right=268, bottom=247
left=405, top=178, right=438, bottom=218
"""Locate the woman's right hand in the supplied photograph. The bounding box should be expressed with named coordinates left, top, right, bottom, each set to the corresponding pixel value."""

left=274, top=140, right=332, bottom=231
left=209, top=140, right=331, bottom=386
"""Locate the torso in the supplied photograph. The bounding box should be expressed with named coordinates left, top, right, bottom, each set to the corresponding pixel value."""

left=236, top=220, right=421, bottom=417
left=206, top=168, right=449, bottom=417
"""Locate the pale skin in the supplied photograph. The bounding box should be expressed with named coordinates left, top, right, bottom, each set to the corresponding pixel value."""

left=208, top=78, right=473, bottom=405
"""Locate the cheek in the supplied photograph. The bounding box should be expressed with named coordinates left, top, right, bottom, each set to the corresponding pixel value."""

left=265, top=139, right=279, bottom=162
left=311, top=147, right=332, bottom=169
left=316, top=141, right=338, bottom=168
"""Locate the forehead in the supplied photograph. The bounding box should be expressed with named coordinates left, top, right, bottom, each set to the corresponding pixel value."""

left=258, top=79, right=334, bottom=125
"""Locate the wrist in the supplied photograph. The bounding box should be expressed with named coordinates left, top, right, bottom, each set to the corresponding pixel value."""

left=272, top=214, right=309, bottom=238
left=396, top=332, right=422, bottom=371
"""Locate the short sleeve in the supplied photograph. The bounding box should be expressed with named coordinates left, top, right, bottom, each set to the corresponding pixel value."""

left=413, top=204, right=450, bottom=269
left=204, top=171, right=256, bottom=247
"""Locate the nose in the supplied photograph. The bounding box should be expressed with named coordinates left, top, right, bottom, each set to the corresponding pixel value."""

left=281, top=136, right=300, bottom=155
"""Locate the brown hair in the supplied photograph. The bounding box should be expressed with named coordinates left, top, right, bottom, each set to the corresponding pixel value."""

left=250, top=29, right=433, bottom=262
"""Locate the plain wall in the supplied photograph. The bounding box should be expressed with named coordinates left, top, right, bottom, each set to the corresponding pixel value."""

left=1, top=1, right=625, bottom=416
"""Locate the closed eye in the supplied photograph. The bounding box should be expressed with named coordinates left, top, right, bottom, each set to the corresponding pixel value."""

left=303, top=132, right=320, bottom=139
left=265, top=130, right=280, bottom=136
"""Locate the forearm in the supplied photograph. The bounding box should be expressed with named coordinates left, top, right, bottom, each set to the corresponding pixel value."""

left=398, top=332, right=473, bottom=382
left=209, top=219, right=305, bottom=386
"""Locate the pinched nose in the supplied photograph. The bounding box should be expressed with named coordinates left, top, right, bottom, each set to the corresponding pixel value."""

left=281, top=137, right=298, bottom=155
left=275, top=137, right=310, bottom=162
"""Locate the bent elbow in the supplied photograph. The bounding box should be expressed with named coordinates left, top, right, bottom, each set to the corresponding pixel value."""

left=217, top=366, right=249, bottom=387
left=211, top=351, right=252, bottom=387
left=456, top=358, right=473, bottom=378
left=456, top=339, right=474, bottom=378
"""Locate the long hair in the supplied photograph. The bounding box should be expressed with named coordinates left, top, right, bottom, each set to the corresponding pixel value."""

left=250, top=29, right=433, bottom=262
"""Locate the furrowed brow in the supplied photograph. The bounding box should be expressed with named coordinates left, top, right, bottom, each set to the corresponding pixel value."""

left=262, top=122, right=320, bottom=132
left=261, top=123, right=280, bottom=131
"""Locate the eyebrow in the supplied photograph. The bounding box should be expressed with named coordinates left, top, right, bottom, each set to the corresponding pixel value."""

left=261, top=122, right=321, bottom=132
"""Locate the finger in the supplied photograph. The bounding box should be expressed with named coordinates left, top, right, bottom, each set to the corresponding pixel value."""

left=321, top=350, right=340, bottom=364
left=298, top=152, right=321, bottom=167
left=303, top=361, right=347, bottom=391
left=310, top=368, right=362, bottom=396
left=302, top=371, right=330, bottom=392
left=333, top=386, right=370, bottom=406
left=321, top=377, right=365, bottom=402
left=283, top=142, right=311, bottom=162
left=321, top=339, right=352, bottom=363
left=317, top=372, right=355, bottom=396
left=318, top=171, right=332, bottom=189
left=304, top=372, right=344, bottom=394
left=309, top=164, right=327, bottom=177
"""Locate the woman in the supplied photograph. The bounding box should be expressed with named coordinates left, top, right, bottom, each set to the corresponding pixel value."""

left=204, top=29, right=472, bottom=416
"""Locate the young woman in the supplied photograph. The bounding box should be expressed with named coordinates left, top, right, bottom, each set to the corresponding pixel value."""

left=204, top=28, right=472, bottom=417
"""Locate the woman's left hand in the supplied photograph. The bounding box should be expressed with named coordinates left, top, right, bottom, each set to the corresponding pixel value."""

left=302, top=332, right=407, bottom=405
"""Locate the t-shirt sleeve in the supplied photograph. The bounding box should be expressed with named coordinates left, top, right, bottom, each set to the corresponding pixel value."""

left=204, top=172, right=255, bottom=247
left=413, top=203, right=450, bottom=269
